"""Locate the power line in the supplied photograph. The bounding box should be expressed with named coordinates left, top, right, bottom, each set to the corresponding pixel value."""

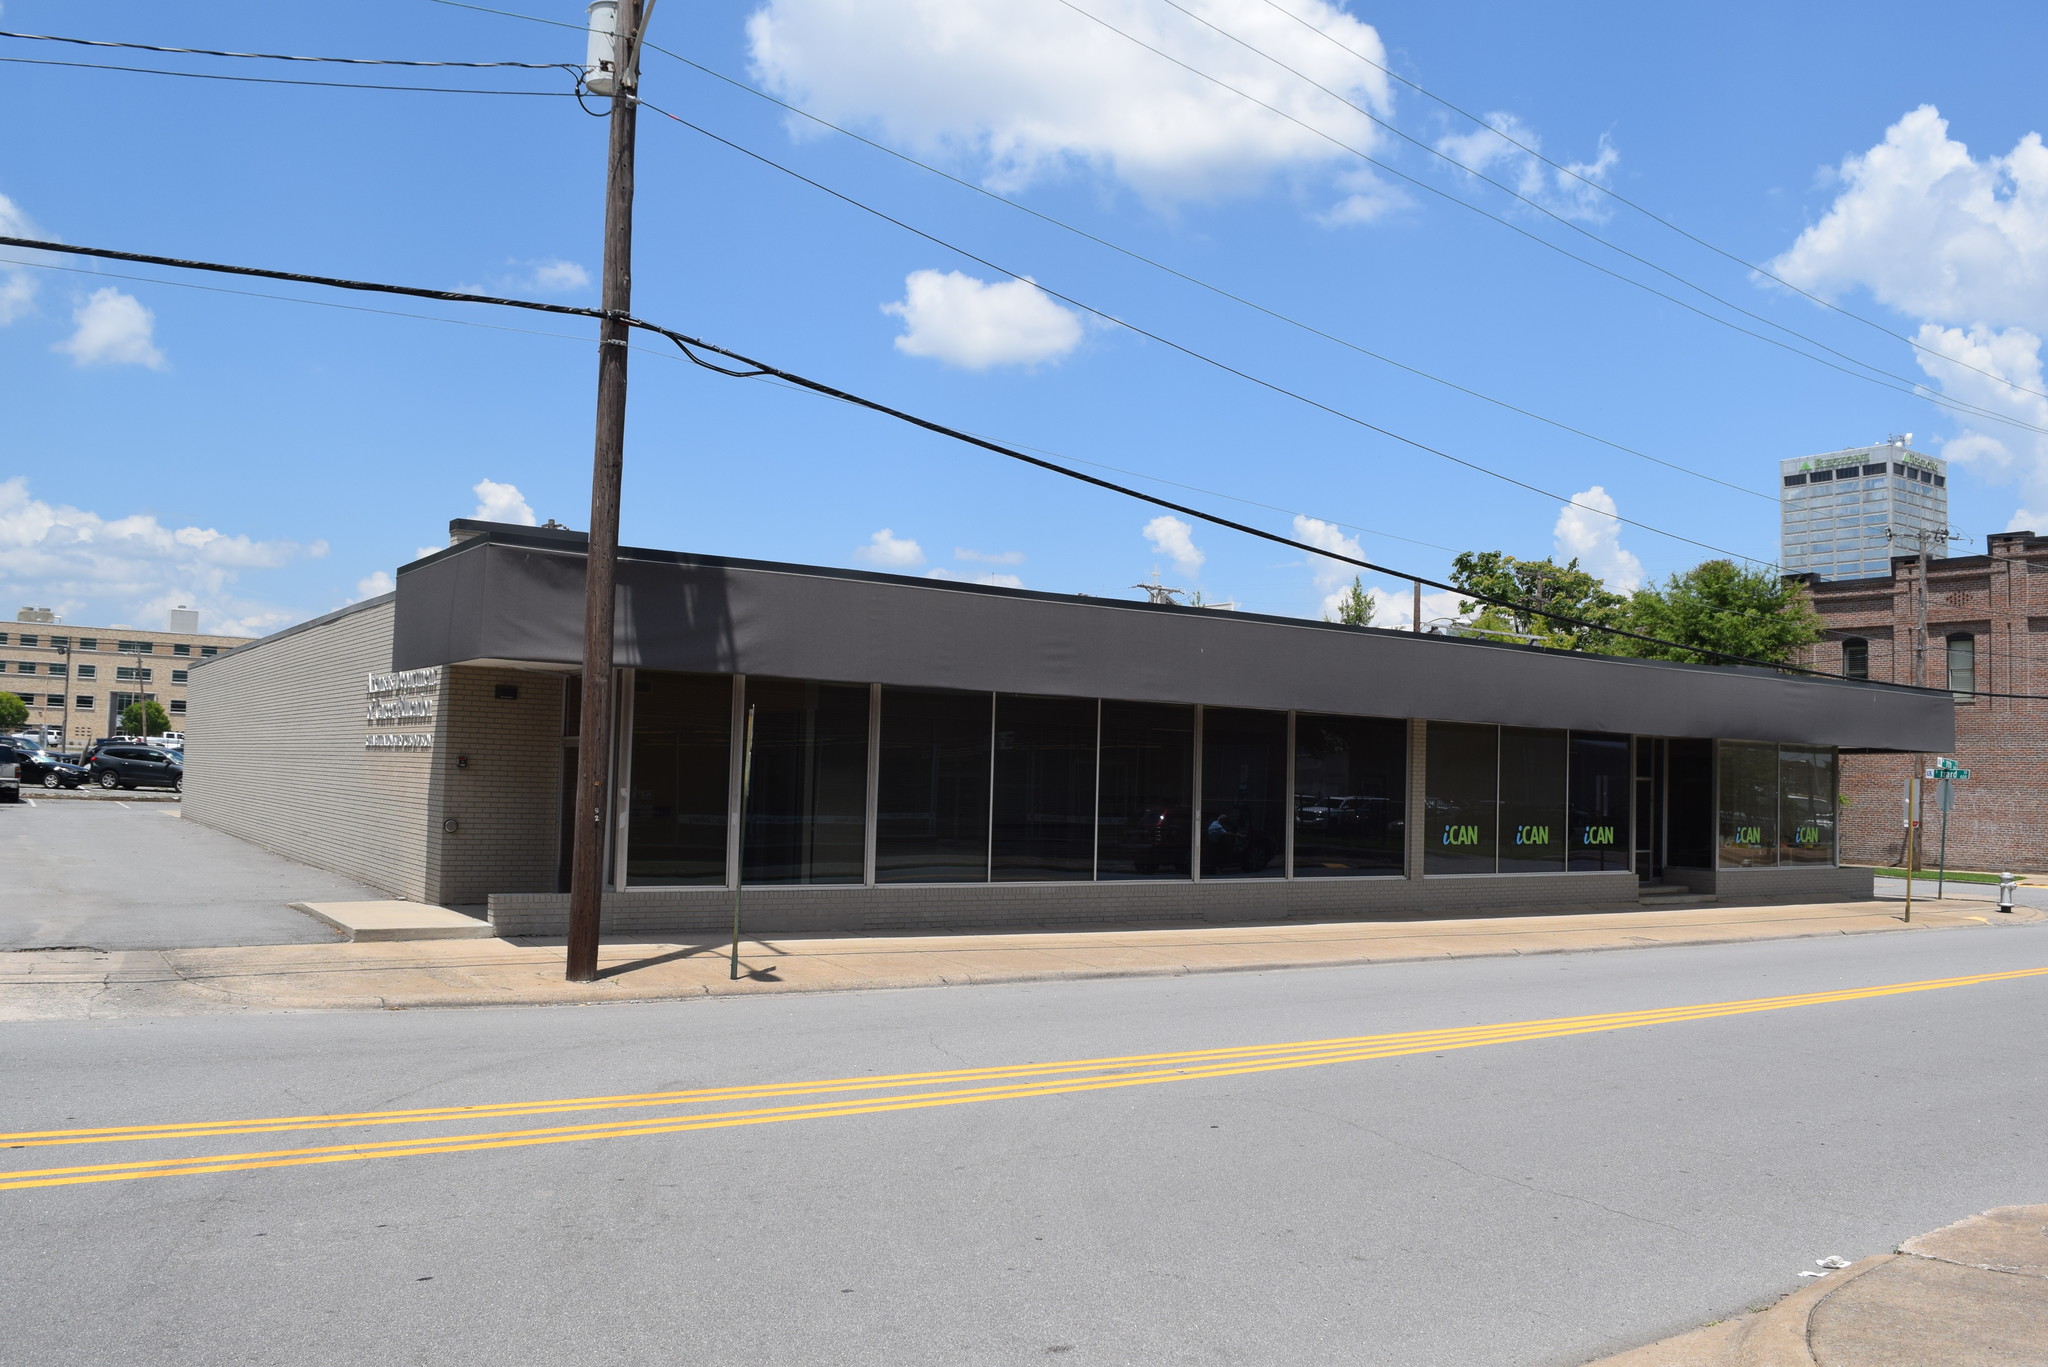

left=0, top=231, right=2010, bottom=694
left=660, top=53, right=1770, bottom=504
left=0, top=251, right=1450, bottom=555
left=0, top=28, right=569, bottom=68
left=1043, top=0, right=2048, bottom=439
left=638, top=101, right=1779, bottom=568
left=1144, top=0, right=2043, bottom=410
left=1252, top=0, right=2048, bottom=407
left=0, top=54, right=575, bottom=95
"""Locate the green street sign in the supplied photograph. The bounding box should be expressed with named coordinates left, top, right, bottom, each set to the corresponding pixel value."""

left=1926, top=767, right=1971, bottom=780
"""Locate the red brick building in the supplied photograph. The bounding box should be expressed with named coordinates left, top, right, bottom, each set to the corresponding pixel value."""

left=1796, top=530, right=2048, bottom=871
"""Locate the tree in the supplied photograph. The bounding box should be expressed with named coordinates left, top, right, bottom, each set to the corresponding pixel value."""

left=121, top=699, right=170, bottom=738
left=1448, top=551, right=1628, bottom=650
left=1614, top=560, right=1824, bottom=666
left=0, top=691, right=26, bottom=731
left=1328, top=576, right=1375, bottom=627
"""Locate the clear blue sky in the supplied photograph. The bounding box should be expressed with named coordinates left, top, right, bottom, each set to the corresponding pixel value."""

left=4, top=0, right=2046, bottom=634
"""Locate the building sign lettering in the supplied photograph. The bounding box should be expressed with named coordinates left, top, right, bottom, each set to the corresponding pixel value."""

left=363, top=666, right=439, bottom=750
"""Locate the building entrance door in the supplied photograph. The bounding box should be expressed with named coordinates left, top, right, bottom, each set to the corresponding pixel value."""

left=1634, top=738, right=1666, bottom=882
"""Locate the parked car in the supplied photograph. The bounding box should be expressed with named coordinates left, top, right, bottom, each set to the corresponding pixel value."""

left=87, top=743, right=183, bottom=792
left=0, top=742, right=87, bottom=790
left=0, top=754, right=17, bottom=804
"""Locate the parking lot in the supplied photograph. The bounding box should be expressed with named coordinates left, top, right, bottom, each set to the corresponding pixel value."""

left=1, top=798, right=381, bottom=950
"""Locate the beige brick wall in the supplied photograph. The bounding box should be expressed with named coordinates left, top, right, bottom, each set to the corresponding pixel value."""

left=426, top=667, right=566, bottom=906
left=184, top=598, right=437, bottom=900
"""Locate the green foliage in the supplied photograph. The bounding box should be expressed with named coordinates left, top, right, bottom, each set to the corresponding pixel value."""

left=121, top=699, right=170, bottom=737
left=1329, top=576, right=1375, bottom=627
left=1612, top=560, right=1824, bottom=666
left=1447, top=551, right=1824, bottom=666
left=0, top=691, right=26, bottom=730
left=1448, top=551, right=1627, bottom=650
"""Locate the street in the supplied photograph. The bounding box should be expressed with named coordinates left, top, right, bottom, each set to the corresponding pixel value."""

left=4, top=924, right=2043, bottom=1366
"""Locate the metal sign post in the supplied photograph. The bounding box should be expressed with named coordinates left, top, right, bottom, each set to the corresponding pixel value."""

left=1923, top=760, right=1971, bottom=901
left=1902, top=777, right=1921, bottom=923
left=729, top=704, right=756, bottom=982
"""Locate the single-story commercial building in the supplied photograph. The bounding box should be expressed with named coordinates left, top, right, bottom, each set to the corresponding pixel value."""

left=185, top=520, right=1952, bottom=937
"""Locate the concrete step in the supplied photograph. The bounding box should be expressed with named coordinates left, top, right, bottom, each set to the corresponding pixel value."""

left=1638, top=891, right=1718, bottom=907
left=290, top=900, right=496, bottom=942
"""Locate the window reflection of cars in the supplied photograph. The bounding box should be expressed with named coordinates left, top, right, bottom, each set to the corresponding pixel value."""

left=1130, top=804, right=1192, bottom=875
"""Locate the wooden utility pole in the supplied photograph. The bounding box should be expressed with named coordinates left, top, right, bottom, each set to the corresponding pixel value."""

left=567, top=0, right=645, bottom=983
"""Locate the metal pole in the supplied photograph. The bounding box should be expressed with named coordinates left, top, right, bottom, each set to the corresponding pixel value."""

left=1902, top=776, right=1918, bottom=923
left=567, top=0, right=644, bottom=983
left=729, top=704, right=755, bottom=981
left=1412, top=578, right=1421, bottom=633
left=1936, top=776, right=1950, bottom=899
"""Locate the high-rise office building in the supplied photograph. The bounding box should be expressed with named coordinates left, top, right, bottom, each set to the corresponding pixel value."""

left=1780, top=440, right=1948, bottom=581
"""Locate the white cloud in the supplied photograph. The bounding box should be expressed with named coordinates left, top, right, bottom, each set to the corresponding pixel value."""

left=748, top=0, right=1393, bottom=206
left=926, top=567, right=1025, bottom=589
left=353, top=570, right=395, bottom=601
left=1435, top=113, right=1618, bottom=221
left=56, top=288, right=164, bottom=369
left=883, top=270, right=1083, bottom=370
left=955, top=546, right=1024, bottom=564
left=0, top=192, right=37, bottom=325
left=1142, top=514, right=1205, bottom=576
left=0, top=476, right=313, bottom=636
left=1318, top=168, right=1410, bottom=227
left=1365, top=583, right=1466, bottom=632
left=853, top=527, right=925, bottom=568
left=519, top=259, right=591, bottom=294
left=1771, top=107, right=2048, bottom=527
left=471, top=478, right=538, bottom=526
left=1553, top=485, right=1644, bottom=591
left=1292, top=514, right=1368, bottom=618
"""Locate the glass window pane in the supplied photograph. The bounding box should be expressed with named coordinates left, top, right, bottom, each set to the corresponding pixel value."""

left=1568, top=732, right=1632, bottom=871
left=992, top=694, right=1097, bottom=881
left=1201, top=707, right=1287, bottom=879
left=625, top=671, right=731, bottom=887
left=1947, top=635, right=1975, bottom=697
left=1779, top=746, right=1837, bottom=866
left=1425, top=722, right=1497, bottom=874
left=877, top=687, right=990, bottom=884
left=1293, top=713, right=1406, bottom=877
left=1842, top=639, right=1869, bottom=680
left=1096, top=701, right=1194, bottom=880
left=1717, top=741, right=1778, bottom=868
left=1499, top=728, right=1567, bottom=873
left=743, top=678, right=869, bottom=886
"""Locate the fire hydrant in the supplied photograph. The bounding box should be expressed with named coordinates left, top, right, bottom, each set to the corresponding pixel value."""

left=1998, top=872, right=2019, bottom=913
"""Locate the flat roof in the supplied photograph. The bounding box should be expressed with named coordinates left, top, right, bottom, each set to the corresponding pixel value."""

left=392, top=523, right=1953, bottom=753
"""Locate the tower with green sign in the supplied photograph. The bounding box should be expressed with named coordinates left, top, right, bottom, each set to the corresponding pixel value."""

left=1780, top=439, right=1948, bottom=581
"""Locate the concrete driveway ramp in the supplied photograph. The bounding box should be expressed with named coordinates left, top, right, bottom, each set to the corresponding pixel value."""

left=1583, top=1205, right=2048, bottom=1366
left=290, top=901, right=494, bottom=942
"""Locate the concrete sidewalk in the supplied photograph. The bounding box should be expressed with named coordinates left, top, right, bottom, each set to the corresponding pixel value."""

left=0, top=898, right=2034, bottom=1020
left=1587, top=1204, right=2048, bottom=1365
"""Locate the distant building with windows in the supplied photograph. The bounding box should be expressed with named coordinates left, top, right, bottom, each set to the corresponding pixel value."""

left=1780, top=439, right=1948, bottom=581
left=1796, top=530, right=2048, bottom=870
left=3, top=606, right=244, bottom=746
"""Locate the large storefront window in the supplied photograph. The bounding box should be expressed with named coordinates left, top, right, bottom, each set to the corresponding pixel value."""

left=1568, top=732, right=1631, bottom=871
left=1425, top=722, right=1497, bottom=874
left=1717, top=741, right=1779, bottom=868
left=876, top=687, right=991, bottom=883
left=1201, top=708, right=1287, bottom=878
left=1778, top=746, right=1838, bottom=866
left=743, top=678, right=869, bottom=885
left=1293, top=713, right=1406, bottom=876
left=992, top=694, right=1097, bottom=881
left=1498, top=728, right=1567, bottom=874
left=1096, top=701, right=1194, bottom=880
left=626, top=671, right=732, bottom=886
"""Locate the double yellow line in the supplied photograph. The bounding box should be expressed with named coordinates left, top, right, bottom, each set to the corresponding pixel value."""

left=3, top=965, right=2040, bottom=1191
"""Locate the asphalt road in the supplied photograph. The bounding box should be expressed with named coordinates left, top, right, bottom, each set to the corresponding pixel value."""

left=0, top=799, right=365, bottom=949
left=4, top=925, right=2044, bottom=1366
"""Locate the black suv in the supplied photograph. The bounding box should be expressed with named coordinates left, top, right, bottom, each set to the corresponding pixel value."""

left=88, top=743, right=183, bottom=792
left=0, top=742, right=86, bottom=790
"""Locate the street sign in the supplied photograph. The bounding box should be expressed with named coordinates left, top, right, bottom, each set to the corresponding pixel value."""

left=1925, top=767, right=1971, bottom=780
